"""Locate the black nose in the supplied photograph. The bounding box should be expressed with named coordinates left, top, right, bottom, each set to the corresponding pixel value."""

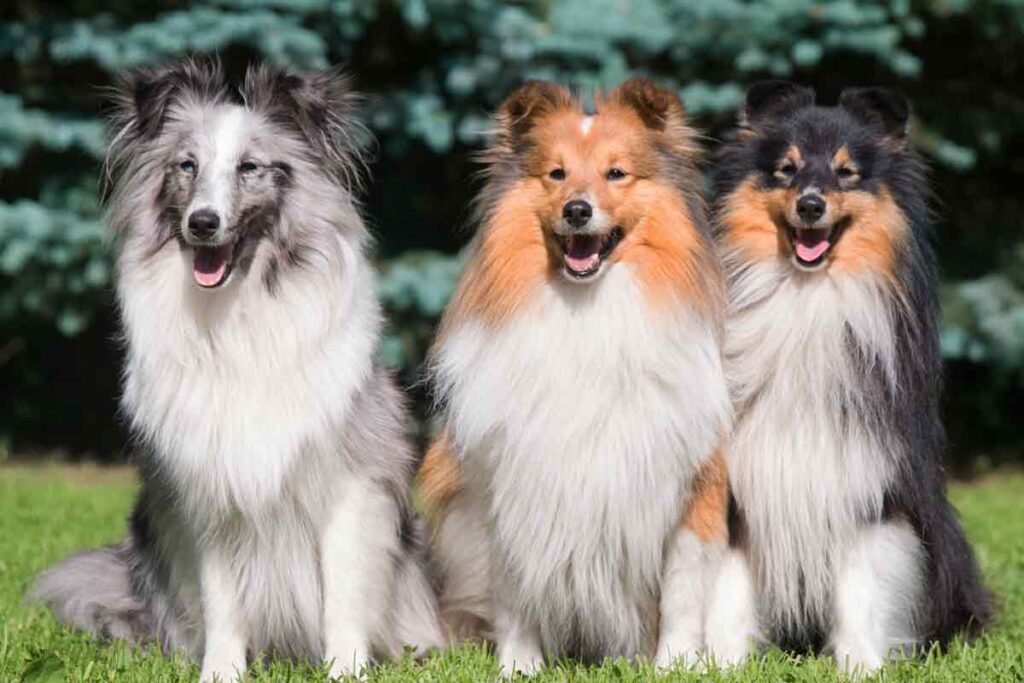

left=796, top=194, right=826, bottom=224
left=562, top=200, right=592, bottom=229
left=187, top=209, right=220, bottom=240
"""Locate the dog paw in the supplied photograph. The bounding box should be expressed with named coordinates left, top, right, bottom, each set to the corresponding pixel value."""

left=326, top=649, right=370, bottom=681
left=654, top=638, right=700, bottom=671
left=498, top=644, right=544, bottom=677
left=832, top=640, right=886, bottom=678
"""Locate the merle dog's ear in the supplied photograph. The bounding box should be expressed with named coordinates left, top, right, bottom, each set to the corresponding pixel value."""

left=494, top=81, right=574, bottom=145
left=611, top=77, right=687, bottom=132
left=110, top=56, right=226, bottom=140
left=839, top=87, right=910, bottom=140
left=242, top=64, right=367, bottom=188
left=740, top=80, right=815, bottom=132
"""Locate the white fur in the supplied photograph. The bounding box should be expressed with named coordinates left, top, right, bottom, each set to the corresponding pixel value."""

left=831, top=521, right=924, bottom=674
left=184, top=106, right=247, bottom=241
left=655, top=530, right=721, bottom=669
left=323, top=479, right=402, bottom=678
left=434, top=264, right=731, bottom=661
left=703, top=547, right=760, bottom=666
left=580, top=115, right=594, bottom=136
left=197, top=549, right=247, bottom=682
left=723, top=251, right=917, bottom=659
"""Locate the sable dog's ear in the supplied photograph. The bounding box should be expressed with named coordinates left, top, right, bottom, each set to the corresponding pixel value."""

left=612, top=77, right=687, bottom=132
left=494, top=81, right=574, bottom=145
left=109, top=56, right=226, bottom=140
left=839, top=87, right=910, bottom=141
left=242, top=64, right=367, bottom=188
left=740, top=80, right=815, bottom=133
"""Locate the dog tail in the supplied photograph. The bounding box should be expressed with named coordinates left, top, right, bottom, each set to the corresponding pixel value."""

left=920, top=496, right=994, bottom=645
left=389, top=516, right=448, bottom=655
left=29, top=539, right=152, bottom=642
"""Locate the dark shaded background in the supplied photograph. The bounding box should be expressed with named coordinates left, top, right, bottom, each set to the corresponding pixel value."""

left=2, top=1, right=1022, bottom=472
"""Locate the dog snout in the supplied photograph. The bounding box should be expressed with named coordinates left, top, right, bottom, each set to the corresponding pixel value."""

left=187, top=209, right=221, bottom=241
left=796, top=194, right=826, bottom=225
left=562, top=200, right=593, bottom=230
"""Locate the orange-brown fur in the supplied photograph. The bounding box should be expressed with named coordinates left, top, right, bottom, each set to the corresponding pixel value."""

left=680, top=449, right=729, bottom=543
left=439, top=79, right=718, bottom=334
left=721, top=177, right=908, bottom=278
left=418, top=430, right=461, bottom=519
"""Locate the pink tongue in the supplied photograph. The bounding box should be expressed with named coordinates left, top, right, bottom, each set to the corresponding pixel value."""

left=795, top=231, right=831, bottom=263
left=565, top=235, right=601, bottom=273
left=193, top=245, right=232, bottom=287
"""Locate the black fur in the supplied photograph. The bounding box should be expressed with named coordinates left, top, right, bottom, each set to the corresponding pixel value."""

left=715, top=81, right=991, bottom=652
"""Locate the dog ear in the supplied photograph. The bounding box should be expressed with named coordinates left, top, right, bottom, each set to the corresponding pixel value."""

left=242, top=64, right=368, bottom=189
left=109, top=56, right=226, bottom=141
left=839, top=87, right=910, bottom=141
left=611, top=77, right=687, bottom=132
left=494, top=81, right=574, bottom=145
left=740, top=80, right=815, bottom=133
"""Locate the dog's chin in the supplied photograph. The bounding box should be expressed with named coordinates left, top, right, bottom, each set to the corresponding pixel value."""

left=188, top=239, right=238, bottom=289
left=556, top=228, right=624, bottom=283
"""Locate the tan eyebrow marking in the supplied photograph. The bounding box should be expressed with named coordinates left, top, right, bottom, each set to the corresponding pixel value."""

left=785, top=145, right=804, bottom=169
left=832, top=145, right=860, bottom=175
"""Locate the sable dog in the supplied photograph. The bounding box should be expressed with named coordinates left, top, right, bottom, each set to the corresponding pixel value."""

left=31, top=59, right=441, bottom=681
left=419, top=79, right=733, bottom=673
left=711, top=81, right=990, bottom=672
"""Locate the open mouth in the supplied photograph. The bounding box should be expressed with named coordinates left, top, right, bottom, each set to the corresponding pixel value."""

left=192, top=241, right=236, bottom=288
left=787, top=222, right=847, bottom=270
left=558, top=228, right=624, bottom=279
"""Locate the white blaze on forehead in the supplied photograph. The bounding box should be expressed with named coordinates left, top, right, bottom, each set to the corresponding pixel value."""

left=192, top=105, right=249, bottom=219
left=580, top=116, right=595, bottom=137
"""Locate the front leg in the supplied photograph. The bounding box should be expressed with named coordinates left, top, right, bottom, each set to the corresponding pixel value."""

left=322, top=479, right=401, bottom=679
left=494, top=590, right=544, bottom=677
left=198, top=549, right=247, bottom=683
left=656, top=450, right=728, bottom=670
left=830, top=521, right=924, bottom=676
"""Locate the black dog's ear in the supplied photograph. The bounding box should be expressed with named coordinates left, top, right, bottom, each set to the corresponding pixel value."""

left=839, top=87, right=910, bottom=140
left=494, top=80, right=575, bottom=145
left=242, top=64, right=367, bottom=189
left=740, top=80, right=815, bottom=132
left=110, top=56, right=226, bottom=140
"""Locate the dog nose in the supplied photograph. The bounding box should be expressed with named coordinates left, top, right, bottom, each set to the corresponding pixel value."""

left=562, top=200, right=592, bottom=229
left=796, top=194, right=826, bottom=224
left=187, top=209, right=220, bottom=240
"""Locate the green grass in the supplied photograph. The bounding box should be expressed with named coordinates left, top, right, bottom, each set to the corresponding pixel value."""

left=1, top=465, right=1022, bottom=682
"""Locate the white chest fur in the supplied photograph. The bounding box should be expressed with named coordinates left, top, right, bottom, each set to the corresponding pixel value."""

left=435, top=267, right=730, bottom=654
left=117, top=233, right=378, bottom=520
left=724, top=261, right=901, bottom=634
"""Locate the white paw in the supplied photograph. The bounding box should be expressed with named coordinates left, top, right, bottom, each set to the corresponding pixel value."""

left=654, top=636, right=700, bottom=671
left=198, top=659, right=244, bottom=683
left=326, top=649, right=371, bottom=680
left=704, top=634, right=754, bottom=669
left=498, top=643, right=544, bottom=677
left=833, top=640, right=885, bottom=678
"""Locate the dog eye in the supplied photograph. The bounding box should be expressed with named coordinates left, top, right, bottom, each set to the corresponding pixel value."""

left=239, top=161, right=260, bottom=174
left=548, top=168, right=566, bottom=181
left=179, top=160, right=196, bottom=174
left=836, top=166, right=858, bottom=179
left=776, top=162, right=797, bottom=177
left=606, top=168, right=626, bottom=181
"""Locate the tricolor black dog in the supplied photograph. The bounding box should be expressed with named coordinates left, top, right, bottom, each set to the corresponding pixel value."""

left=708, top=81, right=991, bottom=673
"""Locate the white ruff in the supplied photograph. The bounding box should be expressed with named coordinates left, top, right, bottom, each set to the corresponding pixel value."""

left=434, top=266, right=730, bottom=657
left=723, top=255, right=902, bottom=637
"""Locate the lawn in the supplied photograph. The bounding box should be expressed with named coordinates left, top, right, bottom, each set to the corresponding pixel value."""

left=1, top=465, right=1022, bottom=682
